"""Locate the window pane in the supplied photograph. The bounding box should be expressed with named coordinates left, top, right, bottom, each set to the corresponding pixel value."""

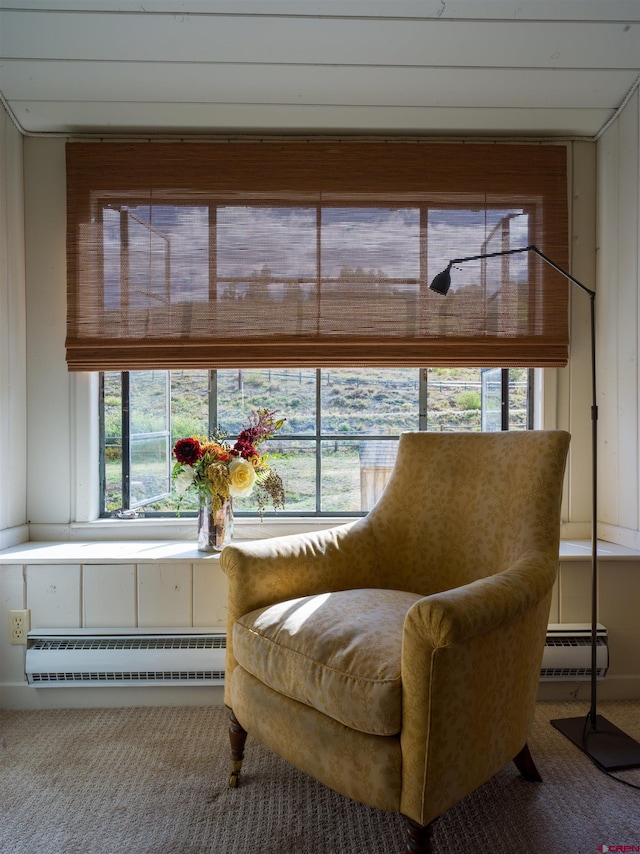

left=128, top=371, right=171, bottom=507
left=321, top=439, right=398, bottom=512
left=481, top=368, right=503, bottom=431
left=217, top=369, right=316, bottom=436
left=130, top=371, right=169, bottom=434
left=357, top=439, right=399, bottom=512
left=171, top=370, right=209, bottom=442
left=130, top=436, right=171, bottom=508
left=321, top=368, right=419, bottom=435
left=233, top=440, right=317, bottom=514
left=509, top=368, right=531, bottom=430
left=427, top=368, right=482, bottom=431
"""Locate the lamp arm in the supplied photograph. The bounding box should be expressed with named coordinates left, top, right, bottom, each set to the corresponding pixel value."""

left=449, top=244, right=534, bottom=267
left=449, top=244, right=596, bottom=300
left=528, top=245, right=596, bottom=299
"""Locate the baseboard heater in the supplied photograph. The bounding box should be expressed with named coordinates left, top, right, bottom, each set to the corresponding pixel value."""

left=540, top=623, right=608, bottom=680
left=25, top=623, right=608, bottom=687
left=25, top=628, right=226, bottom=687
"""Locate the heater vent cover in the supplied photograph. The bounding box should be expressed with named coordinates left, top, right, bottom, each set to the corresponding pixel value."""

left=26, top=629, right=226, bottom=687
left=540, top=624, right=608, bottom=680
left=29, top=670, right=225, bottom=684
left=31, top=636, right=225, bottom=652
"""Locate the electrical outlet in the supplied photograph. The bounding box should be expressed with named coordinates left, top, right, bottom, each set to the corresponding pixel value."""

left=8, top=609, right=30, bottom=645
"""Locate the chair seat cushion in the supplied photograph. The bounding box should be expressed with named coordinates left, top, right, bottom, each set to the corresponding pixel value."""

left=232, top=588, right=423, bottom=736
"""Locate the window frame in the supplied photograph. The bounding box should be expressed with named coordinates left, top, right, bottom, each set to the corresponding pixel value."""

left=99, top=367, right=533, bottom=519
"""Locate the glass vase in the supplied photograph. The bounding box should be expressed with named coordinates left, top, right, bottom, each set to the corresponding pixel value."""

left=197, top=495, right=233, bottom=552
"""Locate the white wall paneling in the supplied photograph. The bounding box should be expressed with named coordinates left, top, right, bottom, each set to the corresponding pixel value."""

left=83, top=563, right=136, bottom=628
left=614, top=93, right=639, bottom=534
left=597, top=117, right=622, bottom=532
left=0, top=545, right=228, bottom=625
left=72, top=373, right=101, bottom=524
left=16, top=559, right=230, bottom=631
left=193, top=562, right=228, bottom=628
left=0, top=103, right=28, bottom=548
left=556, top=562, right=592, bottom=624
left=598, top=88, right=640, bottom=548
left=24, top=139, right=70, bottom=529
left=599, top=563, right=640, bottom=684
left=26, top=564, right=82, bottom=629
left=562, top=140, right=597, bottom=537
left=0, top=564, right=27, bottom=690
left=137, top=563, right=193, bottom=627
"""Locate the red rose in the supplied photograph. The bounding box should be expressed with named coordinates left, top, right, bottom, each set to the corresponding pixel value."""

left=232, top=438, right=259, bottom=461
left=173, top=437, right=202, bottom=465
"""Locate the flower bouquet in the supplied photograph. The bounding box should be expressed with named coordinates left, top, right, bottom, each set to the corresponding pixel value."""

left=172, top=408, right=286, bottom=550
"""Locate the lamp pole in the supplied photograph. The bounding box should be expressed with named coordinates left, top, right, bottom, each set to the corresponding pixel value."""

left=430, top=244, right=640, bottom=771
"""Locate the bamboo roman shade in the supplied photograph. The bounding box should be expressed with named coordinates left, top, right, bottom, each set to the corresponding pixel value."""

left=66, top=141, right=569, bottom=371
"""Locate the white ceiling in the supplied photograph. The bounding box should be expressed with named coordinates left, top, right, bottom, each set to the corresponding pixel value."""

left=1, top=0, right=639, bottom=138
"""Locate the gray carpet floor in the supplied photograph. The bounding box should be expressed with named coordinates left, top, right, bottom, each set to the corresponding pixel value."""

left=1, top=700, right=639, bottom=854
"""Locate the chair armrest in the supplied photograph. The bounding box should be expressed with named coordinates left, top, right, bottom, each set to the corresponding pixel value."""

left=404, top=551, right=557, bottom=648
left=221, top=520, right=377, bottom=703
left=221, top=519, right=377, bottom=612
left=400, top=553, right=557, bottom=826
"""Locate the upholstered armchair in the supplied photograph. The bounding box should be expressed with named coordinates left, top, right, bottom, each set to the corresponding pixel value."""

left=220, top=430, right=570, bottom=853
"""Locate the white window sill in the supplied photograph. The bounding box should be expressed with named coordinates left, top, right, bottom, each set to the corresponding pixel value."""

left=0, top=516, right=355, bottom=562
left=2, top=533, right=640, bottom=565
left=559, top=539, right=640, bottom=560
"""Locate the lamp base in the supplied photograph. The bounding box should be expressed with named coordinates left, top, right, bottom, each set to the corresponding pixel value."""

left=551, top=715, right=640, bottom=771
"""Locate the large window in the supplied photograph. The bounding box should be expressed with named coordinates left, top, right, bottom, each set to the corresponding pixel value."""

left=101, top=367, right=532, bottom=517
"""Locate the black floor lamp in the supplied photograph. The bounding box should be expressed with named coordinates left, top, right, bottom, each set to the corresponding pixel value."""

left=430, top=243, right=640, bottom=772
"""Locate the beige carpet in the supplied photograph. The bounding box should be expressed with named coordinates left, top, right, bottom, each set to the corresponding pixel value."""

left=1, top=701, right=639, bottom=854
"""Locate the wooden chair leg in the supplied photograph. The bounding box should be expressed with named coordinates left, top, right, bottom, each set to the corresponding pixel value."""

left=513, top=742, right=542, bottom=782
left=228, top=708, right=248, bottom=788
left=403, top=816, right=434, bottom=854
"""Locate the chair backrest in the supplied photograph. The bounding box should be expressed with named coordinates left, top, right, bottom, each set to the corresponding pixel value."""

left=364, top=430, right=570, bottom=595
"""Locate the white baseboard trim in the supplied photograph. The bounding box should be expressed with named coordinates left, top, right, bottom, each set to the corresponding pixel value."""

left=0, top=682, right=225, bottom=710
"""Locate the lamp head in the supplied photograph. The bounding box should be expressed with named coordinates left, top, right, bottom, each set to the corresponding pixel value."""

left=429, top=265, right=452, bottom=296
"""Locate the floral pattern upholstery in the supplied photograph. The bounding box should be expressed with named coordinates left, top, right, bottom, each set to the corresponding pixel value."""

left=221, top=430, right=570, bottom=828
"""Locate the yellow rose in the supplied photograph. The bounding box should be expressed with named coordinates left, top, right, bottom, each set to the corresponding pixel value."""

left=228, top=457, right=257, bottom=497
